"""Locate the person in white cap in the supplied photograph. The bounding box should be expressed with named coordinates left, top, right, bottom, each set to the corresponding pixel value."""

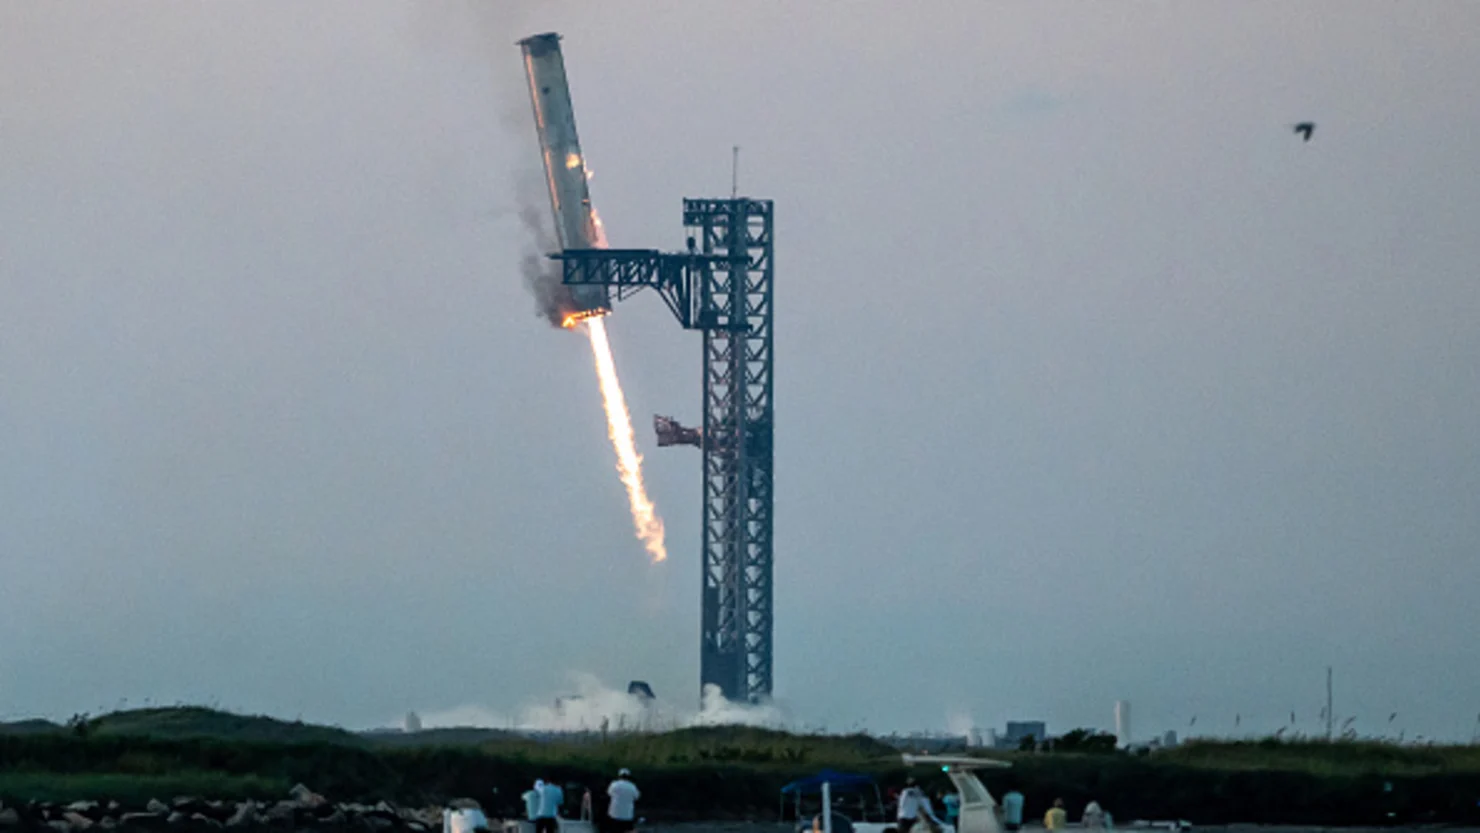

left=606, top=768, right=641, bottom=833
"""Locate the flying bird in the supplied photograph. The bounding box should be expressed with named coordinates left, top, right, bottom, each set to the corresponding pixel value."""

left=1294, top=122, right=1316, bottom=141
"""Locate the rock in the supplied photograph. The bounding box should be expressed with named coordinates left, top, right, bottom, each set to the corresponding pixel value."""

left=365, top=804, right=398, bottom=824
left=287, top=785, right=326, bottom=809
left=224, top=803, right=257, bottom=828
left=318, top=810, right=346, bottom=828
left=99, top=819, right=118, bottom=830
left=47, top=821, right=71, bottom=833
left=67, top=803, right=100, bottom=816
left=147, top=802, right=169, bottom=816
left=190, top=814, right=222, bottom=830
left=264, top=803, right=297, bottom=824
left=64, top=813, right=96, bottom=830
left=0, top=809, right=19, bottom=827
left=446, top=799, right=481, bottom=811
left=364, top=818, right=394, bottom=832
left=170, top=800, right=206, bottom=817
left=119, top=813, right=164, bottom=828
left=165, top=813, right=186, bottom=827
left=406, top=822, right=428, bottom=833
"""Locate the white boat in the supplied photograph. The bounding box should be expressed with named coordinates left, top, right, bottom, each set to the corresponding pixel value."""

left=812, top=755, right=1010, bottom=833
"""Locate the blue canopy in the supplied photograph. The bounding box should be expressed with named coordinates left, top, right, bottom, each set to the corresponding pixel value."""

left=780, top=770, right=878, bottom=795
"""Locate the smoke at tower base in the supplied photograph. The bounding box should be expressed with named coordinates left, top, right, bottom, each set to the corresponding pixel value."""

left=413, top=675, right=786, bottom=731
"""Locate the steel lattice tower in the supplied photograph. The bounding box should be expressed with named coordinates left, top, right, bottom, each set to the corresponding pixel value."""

left=689, top=199, right=775, bottom=703
left=555, top=198, right=775, bottom=704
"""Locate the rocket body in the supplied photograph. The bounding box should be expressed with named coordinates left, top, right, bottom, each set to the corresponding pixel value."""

left=518, top=32, right=609, bottom=325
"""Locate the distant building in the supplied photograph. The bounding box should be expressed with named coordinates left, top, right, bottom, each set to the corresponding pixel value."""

left=627, top=681, right=656, bottom=701
left=1162, top=730, right=1178, bottom=748
left=404, top=711, right=422, bottom=733
left=1003, top=721, right=1047, bottom=748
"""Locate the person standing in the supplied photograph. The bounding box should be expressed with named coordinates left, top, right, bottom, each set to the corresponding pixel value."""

left=535, top=779, right=565, bottom=833
left=523, top=781, right=544, bottom=822
left=1044, top=798, right=1067, bottom=832
left=606, top=768, right=641, bottom=833
left=897, top=778, right=940, bottom=833
left=940, top=791, right=960, bottom=829
left=1000, top=789, right=1024, bottom=832
left=1082, top=801, right=1105, bottom=830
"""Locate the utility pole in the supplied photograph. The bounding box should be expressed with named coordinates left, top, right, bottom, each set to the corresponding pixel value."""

left=1332, top=668, right=1343, bottom=739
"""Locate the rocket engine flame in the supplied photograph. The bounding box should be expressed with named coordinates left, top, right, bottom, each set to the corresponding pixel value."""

left=519, top=32, right=659, bottom=563
left=585, top=315, right=666, bottom=563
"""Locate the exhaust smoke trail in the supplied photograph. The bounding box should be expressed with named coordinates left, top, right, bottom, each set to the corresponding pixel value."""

left=585, top=315, right=666, bottom=564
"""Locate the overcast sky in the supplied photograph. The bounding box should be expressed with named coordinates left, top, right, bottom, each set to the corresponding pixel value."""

left=2, top=1, right=1478, bottom=742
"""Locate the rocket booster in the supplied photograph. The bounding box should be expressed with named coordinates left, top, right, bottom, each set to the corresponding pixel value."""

left=518, top=32, right=609, bottom=325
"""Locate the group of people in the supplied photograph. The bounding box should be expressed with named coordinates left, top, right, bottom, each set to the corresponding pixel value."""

left=1040, top=797, right=1111, bottom=831
left=893, top=780, right=1110, bottom=832
left=519, top=769, right=641, bottom=833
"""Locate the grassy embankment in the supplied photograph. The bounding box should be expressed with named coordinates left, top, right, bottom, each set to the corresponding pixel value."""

left=3, top=708, right=1479, bottom=825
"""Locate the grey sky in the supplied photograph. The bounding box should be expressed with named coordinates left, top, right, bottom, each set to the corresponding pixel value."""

left=2, top=1, right=1477, bottom=741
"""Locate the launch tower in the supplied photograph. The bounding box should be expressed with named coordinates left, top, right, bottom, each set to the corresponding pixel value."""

left=558, top=200, right=776, bottom=704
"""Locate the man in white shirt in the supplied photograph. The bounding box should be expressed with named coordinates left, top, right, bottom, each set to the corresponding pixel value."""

left=897, top=778, right=940, bottom=833
left=606, top=768, right=641, bottom=833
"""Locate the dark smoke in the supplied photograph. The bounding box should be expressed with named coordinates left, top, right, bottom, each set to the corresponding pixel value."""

left=517, top=176, right=576, bottom=327
left=407, top=0, right=575, bottom=328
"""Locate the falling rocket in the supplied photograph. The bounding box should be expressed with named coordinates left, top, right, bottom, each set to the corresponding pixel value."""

left=518, top=32, right=610, bottom=327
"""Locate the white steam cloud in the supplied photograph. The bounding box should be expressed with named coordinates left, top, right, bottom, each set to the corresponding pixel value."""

left=412, top=673, right=787, bottom=732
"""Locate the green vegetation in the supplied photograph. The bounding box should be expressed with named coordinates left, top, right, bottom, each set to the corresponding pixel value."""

left=84, top=707, right=365, bottom=746
left=3, top=708, right=1479, bottom=825
left=1159, top=737, right=1480, bottom=777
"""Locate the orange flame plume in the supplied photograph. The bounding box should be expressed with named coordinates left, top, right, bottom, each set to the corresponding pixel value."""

left=584, top=315, right=667, bottom=563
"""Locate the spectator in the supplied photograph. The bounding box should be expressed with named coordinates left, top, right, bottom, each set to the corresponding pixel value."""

left=606, top=768, right=641, bottom=833
left=1044, top=799, right=1067, bottom=832
left=535, top=779, right=565, bottom=833
left=1000, top=788, right=1025, bottom=832
left=1082, top=801, right=1105, bottom=830
left=897, top=778, right=941, bottom=833
left=522, top=781, right=543, bottom=822
left=940, top=792, right=960, bottom=829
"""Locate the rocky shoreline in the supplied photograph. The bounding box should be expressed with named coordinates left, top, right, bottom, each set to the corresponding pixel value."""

left=0, top=785, right=465, bottom=833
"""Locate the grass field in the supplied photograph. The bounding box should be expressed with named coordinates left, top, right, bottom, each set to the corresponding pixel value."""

left=3, top=708, right=1478, bottom=824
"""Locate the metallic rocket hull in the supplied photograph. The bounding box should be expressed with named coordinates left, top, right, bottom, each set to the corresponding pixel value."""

left=518, top=32, right=609, bottom=325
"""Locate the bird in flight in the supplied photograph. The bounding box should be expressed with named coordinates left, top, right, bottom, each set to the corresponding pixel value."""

left=1293, top=122, right=1316, bottom=142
